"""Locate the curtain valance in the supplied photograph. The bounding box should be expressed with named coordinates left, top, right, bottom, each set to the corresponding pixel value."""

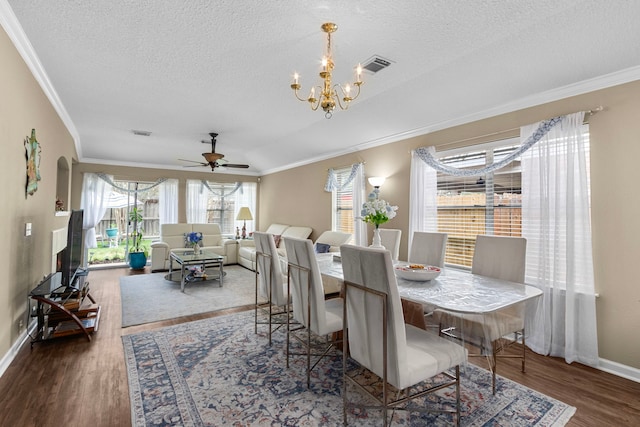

left=324, top=163, right=363, bottom=192
left=96, top=173, right=167, bottom=193
left=201, top=181, right=243, bottom=197
left=413, top=116, right=564, bottom=176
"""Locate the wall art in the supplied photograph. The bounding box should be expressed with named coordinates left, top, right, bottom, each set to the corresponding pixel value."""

left=25, top=128, right=41, bottom=196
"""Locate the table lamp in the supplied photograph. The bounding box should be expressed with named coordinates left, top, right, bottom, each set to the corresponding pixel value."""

left=236, top=207, right=253, bottom=239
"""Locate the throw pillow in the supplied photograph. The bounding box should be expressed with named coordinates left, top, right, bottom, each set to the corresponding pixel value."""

left=273, top=234, right=282, bottom=248
left=315, top=243, right=331, bottom=253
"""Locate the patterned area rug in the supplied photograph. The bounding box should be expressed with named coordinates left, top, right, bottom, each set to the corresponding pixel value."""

left=120, top=265, right=256, bottom=327
left=123, top=311, right=576, bottom=426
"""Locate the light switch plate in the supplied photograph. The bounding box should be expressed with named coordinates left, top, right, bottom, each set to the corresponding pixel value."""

left=25, top=222, right=32, bottom=236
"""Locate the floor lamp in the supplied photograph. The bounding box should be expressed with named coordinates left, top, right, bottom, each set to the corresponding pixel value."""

left=236, top=207, right=253, bottom=239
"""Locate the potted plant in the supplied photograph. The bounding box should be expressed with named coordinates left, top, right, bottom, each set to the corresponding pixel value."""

left=128, top=206, right=147, bottom=269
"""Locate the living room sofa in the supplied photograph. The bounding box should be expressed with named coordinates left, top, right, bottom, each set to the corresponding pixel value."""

left=237, top=223, right=312, bottom=271
left=150, top=223, right=238, bottom=272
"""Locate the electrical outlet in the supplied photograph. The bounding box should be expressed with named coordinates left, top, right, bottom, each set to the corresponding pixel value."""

left=18, top=319, right=24, bottom=330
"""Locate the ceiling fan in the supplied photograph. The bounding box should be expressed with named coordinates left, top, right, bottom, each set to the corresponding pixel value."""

left=179, top=132, right=250, bottom=171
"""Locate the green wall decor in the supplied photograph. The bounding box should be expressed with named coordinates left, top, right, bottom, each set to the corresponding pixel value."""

left=25, top=128, right=41, bottom=196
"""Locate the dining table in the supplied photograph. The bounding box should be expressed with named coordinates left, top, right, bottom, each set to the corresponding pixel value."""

left=317, top=254, right=543, bottom=348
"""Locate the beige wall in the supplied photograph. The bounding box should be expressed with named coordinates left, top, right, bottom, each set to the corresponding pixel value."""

left=261, top=80, right=640, bottom=369
left=0, top=27, right=76, bottom=358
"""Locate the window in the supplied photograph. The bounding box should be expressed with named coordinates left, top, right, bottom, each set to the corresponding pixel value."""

left=99, top=180, right=160, bottom=240
left=187, top=181, right=257, bottom=235
left=204, top=183, right=237, bottom=233
left=332, top=167, right=354, bottom=234
left=435, top=140, right=522, bottom=268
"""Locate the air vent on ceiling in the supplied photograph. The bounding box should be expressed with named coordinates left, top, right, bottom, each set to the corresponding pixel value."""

left=361, top=55, right=393, bottom=74
left=131, top=130, right=152, bottom=136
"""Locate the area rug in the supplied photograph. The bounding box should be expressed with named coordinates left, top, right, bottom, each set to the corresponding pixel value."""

left=122, top=311, right=576, bottom=426
left=120, top=265, right=256, bottom=327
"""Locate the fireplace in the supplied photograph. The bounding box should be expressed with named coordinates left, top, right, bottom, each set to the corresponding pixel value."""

left=51, top=227, right=67, bottom=272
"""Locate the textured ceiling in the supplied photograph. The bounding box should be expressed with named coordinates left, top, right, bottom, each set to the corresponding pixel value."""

left=4, top=0, right=640, bottom=175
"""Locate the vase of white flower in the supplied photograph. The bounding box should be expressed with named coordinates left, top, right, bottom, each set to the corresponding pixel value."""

left=360, top=197, right=398, bottom=248
left=371, top=226, right=383, bottom=248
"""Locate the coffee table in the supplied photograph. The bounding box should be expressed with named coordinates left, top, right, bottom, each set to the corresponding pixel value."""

left=165, top=250, right=224, bottom=292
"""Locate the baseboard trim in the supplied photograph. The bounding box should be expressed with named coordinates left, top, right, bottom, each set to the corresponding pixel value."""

left=598, top=358, right=640, bottom=383
left=0, top=323, right=35, bottom=378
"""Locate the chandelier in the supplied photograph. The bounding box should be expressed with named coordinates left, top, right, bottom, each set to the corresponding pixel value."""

left=290, top=22, right=363, bottom=119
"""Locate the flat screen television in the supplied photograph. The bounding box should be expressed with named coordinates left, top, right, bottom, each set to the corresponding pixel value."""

left=59, top=209, right=84, bottom=290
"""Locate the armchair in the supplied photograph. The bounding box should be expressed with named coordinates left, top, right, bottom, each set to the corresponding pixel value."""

left=313, top=230, right=352, bottom=253
left=237, top=223, right=312, bottom=271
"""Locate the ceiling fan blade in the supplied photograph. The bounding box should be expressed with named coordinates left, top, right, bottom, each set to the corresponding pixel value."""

left=220, top=163, right=250, bottom=168
left=178, top=158, right=207, bottom=165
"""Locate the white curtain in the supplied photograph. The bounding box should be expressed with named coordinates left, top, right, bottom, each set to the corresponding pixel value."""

left=352, top=165, right=368, bottom=246
left=159, top=179, right=178, bottom=224
left=408, top=150, right=438, bottom=250
left=80, top=173, right=112, bottom=249
left=521, top=112, right=599, bottom=366
left=234, top=182, right=257, bottom=235
left=186, top=180, right=207, bottom=223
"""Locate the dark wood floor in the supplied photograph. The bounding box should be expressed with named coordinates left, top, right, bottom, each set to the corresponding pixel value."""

left=1, top=267, right=638, bottom=426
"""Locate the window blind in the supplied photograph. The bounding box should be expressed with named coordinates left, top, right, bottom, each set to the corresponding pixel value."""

left=333, top=167, right=355, bottom=234
left=436, top=144, right=523, bottom=268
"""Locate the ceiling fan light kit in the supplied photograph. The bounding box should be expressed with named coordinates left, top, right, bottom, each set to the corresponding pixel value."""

left=290, top=22, right=363, bottom=119
left=179, top=132, right=250, bottom=171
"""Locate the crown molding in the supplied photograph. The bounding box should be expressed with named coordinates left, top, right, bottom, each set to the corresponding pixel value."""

left=265, top=66, right=640, bottom=175
left=0, top=0, right=81, bottom=156
left=350, top=65, right=640, bottom=154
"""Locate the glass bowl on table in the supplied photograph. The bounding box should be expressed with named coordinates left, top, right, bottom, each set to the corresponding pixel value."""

left=394, top=263, right=441, bottom=281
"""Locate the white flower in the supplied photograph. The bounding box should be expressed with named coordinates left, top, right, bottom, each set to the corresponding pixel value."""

left=360, top=198, right=398, bottom=226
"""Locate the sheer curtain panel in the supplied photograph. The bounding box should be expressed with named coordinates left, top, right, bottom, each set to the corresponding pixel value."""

left=186, top=180, right=207, bottom=223
left=80, top=173, right=112, bottom=249
left=352, top=165, right=368, bottom=246
left=159, top=179, right=178, bottom=224
left=234, top=183, right=257, bottom=234
left=408, top=151, right=438, bottom=250
left=521, top=112, right=599, bottom=366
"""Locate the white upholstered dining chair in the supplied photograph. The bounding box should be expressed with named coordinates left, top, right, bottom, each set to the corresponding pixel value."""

left=408, top=231, right=448, bottom=267
left=435, top=234, right=527, bottom=394
left=340, top=244, right=467, bottom=426
left=409, top=231, right=448, bottom=321
left=378, top=228, right=401, bottom=260
left=254, top=231, right=290, bottom=345
left=283, top=237, right=343, bottom=388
